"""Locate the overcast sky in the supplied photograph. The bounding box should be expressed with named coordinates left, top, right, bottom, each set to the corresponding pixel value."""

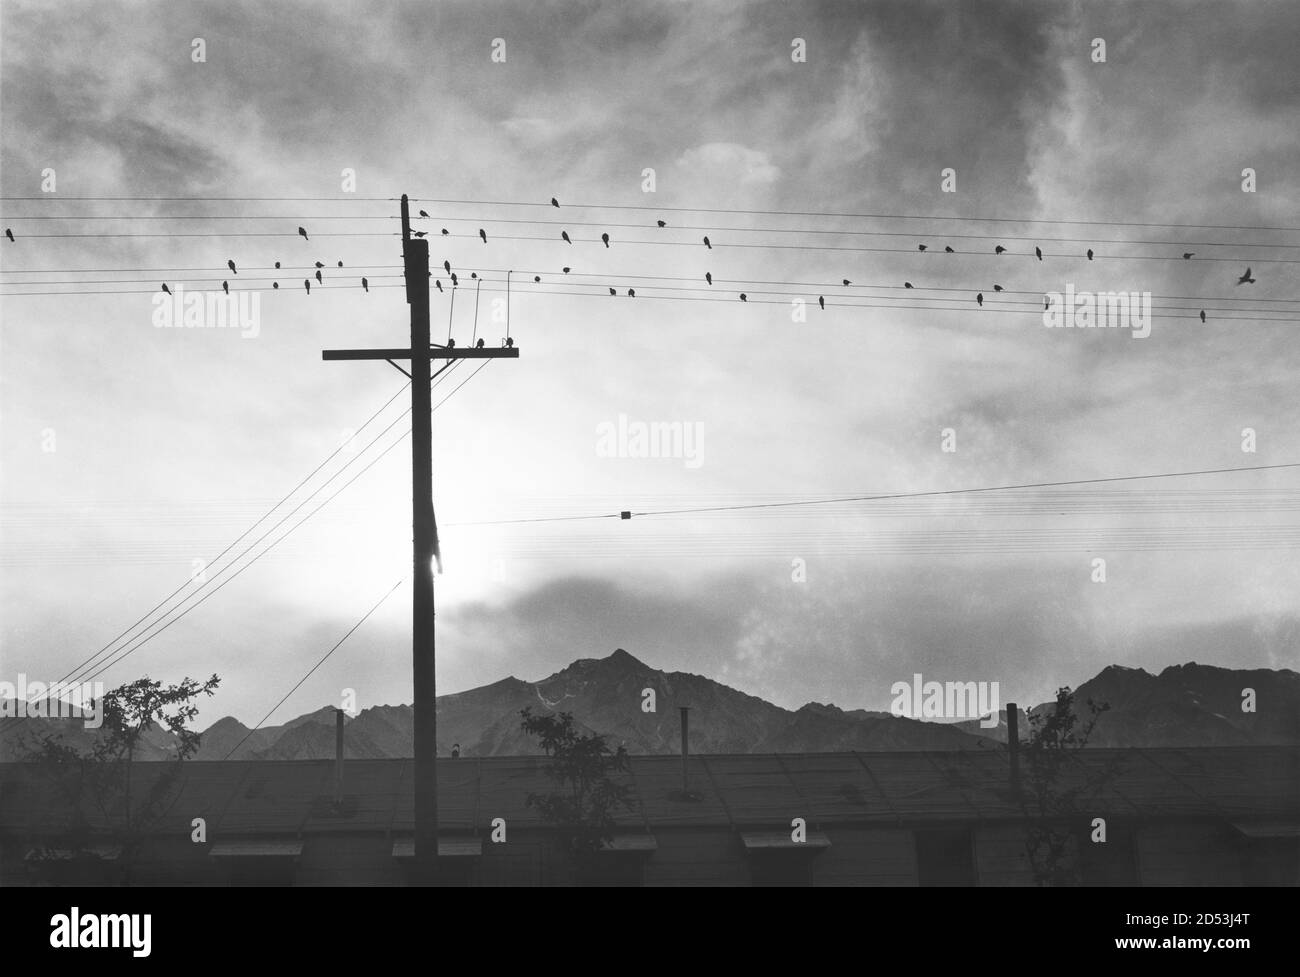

left=2, top=0, right=1299, bottom=728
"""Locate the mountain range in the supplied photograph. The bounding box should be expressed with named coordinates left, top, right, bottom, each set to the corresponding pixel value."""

left=3, top=650, right=1296, bottom=761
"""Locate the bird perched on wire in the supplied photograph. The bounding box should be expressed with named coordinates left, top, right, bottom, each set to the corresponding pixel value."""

left=562, top=230, right=571, bottom=244
left=450, top=272, right=458, bottom=286
left=944, top=246, right=954, bottom=253
left=419, top=209, right=429, bottom=218
left=976, top=292, right=983, bottom=306
left=273, top=282, right=279, bottom=289
left=413, top=230, right=426, bottom=238
left=703, top=236, right=712, bottom=249
left=562, top=267, right=570, bottom=273
left=444, top=260, right=451, bottom=274
left=4, top=228, right=12, bottom=242
left=918, top=244, right=927, bottom=252
left=842, top=279, right=851, bottom=286
left=551, top=197, right=559, bottom=208
left=315, top=269, right=323, bottom=284
left=275, top=261, right=281, bottom=269
left=304, top=279, right=311, bottom=294
left=1086, top=249, right=1094, bottom=261
left=993, top=284, right=1004, bottom=291
left=609, top=287, right=617, bottom=296
left=534, top=275, right=541, bottom=282
left=818, top=296, right=824, bottom=309
left=1183, top=252, right=1194, bottom=259
left=222, top=281, right=229, bottom=294
left=362, top=278, right=369, bottom=292
left=628, top=289, right=635, bottom=297
left=299, top=226, right=309, bottom=241
left=706, top=272, right=712, bottom=285
left=479, top=228, right=487, bottom=243
left=739, top=293, right=747, bottom=302
left=1035, top=246, right=1043, bottom=261
left=228, top=259, right=237, bottom=274
left=435, top=280, right=443, bottom=292
left=315, top=261, right=324, bottom=268
left=441, top=228, right=449, bottom=236
left=1237, top=267, right=1256, bottom=285
left=995, top=245, right=1006, bottom=255
left=657, top=220, right=666, bottom=227
left=161, top=283, right=171, bottom=294
left=601, top=232, right=610, bottom=248
left=1200, top=310, right=1206, bottom=322
left=337, top=260, right=343, bottom=267
left=904, top=282, right=913, bottom=288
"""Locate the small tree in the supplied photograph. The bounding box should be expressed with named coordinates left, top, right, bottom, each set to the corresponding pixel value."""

left=1016, top=686, right=1122, bottom=883
left=22, top=674, right=220, bottom=879
left=519, top=707, right=634, bottom=878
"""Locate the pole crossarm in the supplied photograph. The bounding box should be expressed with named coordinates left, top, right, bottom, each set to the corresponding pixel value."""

left=322, top=347, right=521, bottom=361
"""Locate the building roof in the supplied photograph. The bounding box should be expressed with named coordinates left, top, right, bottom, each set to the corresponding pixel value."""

left=0, top=747, right=1295, bottom=838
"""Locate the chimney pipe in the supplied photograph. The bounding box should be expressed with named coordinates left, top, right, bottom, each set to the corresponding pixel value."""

left=334, top=708, right=345, bottom=806
left=1006, top=702, right=1019, bottom=791
left=679, top=706, right=690, bottom=794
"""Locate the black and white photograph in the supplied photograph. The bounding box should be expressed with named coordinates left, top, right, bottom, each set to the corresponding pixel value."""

left=0, top=0, right=1296, bottom=953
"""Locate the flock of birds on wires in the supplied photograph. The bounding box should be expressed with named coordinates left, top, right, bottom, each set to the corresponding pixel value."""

left=2, top=194, right=1297, bottom=330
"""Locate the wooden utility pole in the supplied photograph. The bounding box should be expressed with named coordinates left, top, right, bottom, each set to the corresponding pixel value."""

left=322, top=194, right=519, bottom=880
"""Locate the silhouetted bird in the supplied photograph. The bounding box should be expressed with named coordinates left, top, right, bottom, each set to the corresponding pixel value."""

left=505, top=337, right=514, bottom=348
left=904, top=282, right=913, bottom=288
left=304, top=279, right=311, bottom=294
left=447, top=338, right=456, bottom=348
left=842, top=279, right=851, bottom=286
left=413, top=231, right=426, bottom=238
left=450, top=272, right=458, bottom=286
left=436, top=280, right=443, bottom=292
left=534, top=275, right=541, bottom=282
left=601, top=233, right=610, bottom=248
left=222, top=281, right=229, bottom=294
left=993, top=284, right=1004, bottom=291
left=551, top=198, right=559, bottom=208
left=479, top=229, right=487, bottom=243
left=228, top=259, right=237, bottom=274
left=703, top=236, right=712, bottom=249
left=1237, top=267, right=1256, bottom=285
left=1200, top=310, right=1206, bottom=322
left=471, top=272, right=477, bottom=279
left=299, top=226, right=309, bottom=241
left=1086, top=249, right=1094, bottom=261
left=562, top=231, right=571, bottom=244
left=337, top=260, right=343, bottom=267
left=995, top=245, right=1006, bottom=255
left=362, top=278, right=369, bottom=292
left=444, top=260, right=451, bottom=274
left=161, top=284, right=171, bottom=295
left=818, top=296, right=824, bottom=309
left=315, top=261, right=324, bottom=268
left=706, top=272, right=712, bottom=285
left=628, top=289, right=635, bottom=297
left=275, top=261, right=281, bottom=269
left=609, top=287, right=617, bottom=296
left=976, top=292, right=983, bottom=306
left=441, top=229, right=449, bottom=236
left=4, top=229, right=12, bottom=242
left=1183, top=252, right=1194, bottom=259
left=739, top=293, right=747, bottom=302
left=273, top=282, right=279, bottom=289
left=918, top=244, right=927, bottom=252
left=1035, top=247, right=1043, bottom=261
left=419, top=209, right=429, bottom=218
left=944, top=246, right=954, bottom=253
left=476, top=338, right=485, bottom=348
left=562, top=267, right=570, bottom=273
left=657, top=220, right=666, bottom=227
left=315, top=270, right=323, bottom=284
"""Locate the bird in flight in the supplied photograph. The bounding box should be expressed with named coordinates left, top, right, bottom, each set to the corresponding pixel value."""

left=657, top=220, right=666, bottom=228
left=705, top=272, right=712, bottom=285
left=976, top=292, right=983, bottom=306
left=995, top=245, right=1006, bottom=255
left=161, top=283, right=171, bottom=294
left=222, top=281, right=229, bottom=294
left=1236, top=267, right=1256, bottom=285
left=227, top=259, right=237, bottom=274
left=551, top=198, right=559, bottom=208
left=4, top=228, right=12, bottom=242
left=1183, top=252, right=1194, bottom=259
left=419, top=209, right=429, bottom=218
left=703, top=236, right=712, bottom=250
left=362, top=278, right=369, bottom=292
left=1086, top=249, right=1094, bottom=261
left=602, top=233, right=610, bottom=248
left=479, top=229, right=487, bottom=243
left=562, top=230, right=572, bottom=244
left=1035, top=246, right=1043, bottom=261
left=298, top=226, right=309, bottom=241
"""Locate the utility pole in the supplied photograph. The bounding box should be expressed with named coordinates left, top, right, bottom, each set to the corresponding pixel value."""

left=322, top=194, right=519, bottom=880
